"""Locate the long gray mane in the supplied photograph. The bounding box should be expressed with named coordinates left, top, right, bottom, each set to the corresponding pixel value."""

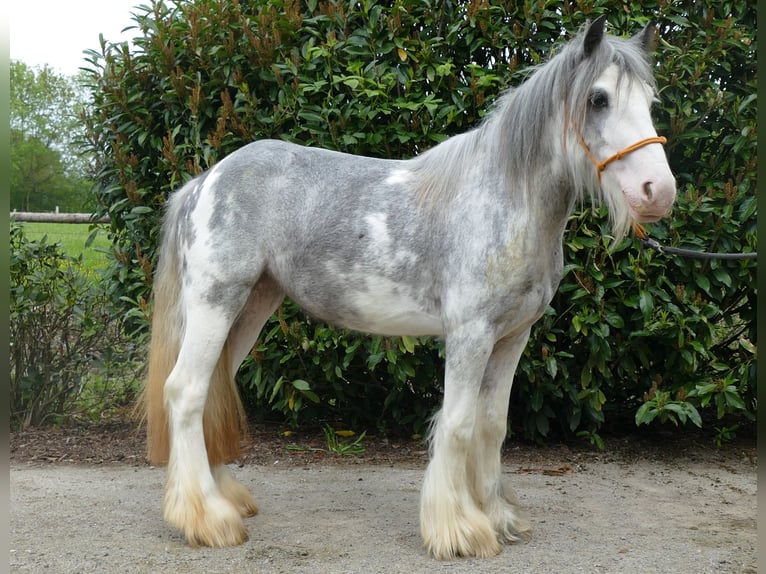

left=412, top=23, right=658, bottom=230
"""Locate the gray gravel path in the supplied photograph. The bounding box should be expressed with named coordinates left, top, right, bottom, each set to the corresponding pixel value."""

left=10, top=449, right=756, bottom=574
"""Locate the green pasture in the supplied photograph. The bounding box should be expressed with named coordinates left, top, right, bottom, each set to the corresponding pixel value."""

left=19, top=222, right=112, bottom=273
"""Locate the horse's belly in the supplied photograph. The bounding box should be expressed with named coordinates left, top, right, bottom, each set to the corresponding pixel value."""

left=343, top=284, right=443, bottom=336
left=291, top=273, right=443, bottom=337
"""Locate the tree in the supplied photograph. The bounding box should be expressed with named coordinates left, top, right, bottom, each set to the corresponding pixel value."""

left=11, top=130, right=66, bottom=211
left=10, top=61, right=94, bottom=211
left=82, top=0, right=756, bottom=439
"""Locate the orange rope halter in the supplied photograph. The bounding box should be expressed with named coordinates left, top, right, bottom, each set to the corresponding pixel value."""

left=576, top=131, right=667, bottom=184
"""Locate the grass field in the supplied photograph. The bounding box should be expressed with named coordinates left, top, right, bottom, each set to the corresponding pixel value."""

left=19, top=222, right=113, bottom=273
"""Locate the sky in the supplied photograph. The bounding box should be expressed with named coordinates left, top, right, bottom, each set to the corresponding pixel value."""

left=9, top=0, right=141, bottom=76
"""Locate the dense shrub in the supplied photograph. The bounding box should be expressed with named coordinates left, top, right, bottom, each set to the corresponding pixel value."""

left=9, top=222, right=134, bottom=429
left=239, top=302, right=445, bottom=432
left=82, top=0, right=756, bottom=439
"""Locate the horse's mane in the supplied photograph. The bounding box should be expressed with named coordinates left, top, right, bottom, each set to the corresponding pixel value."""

left=411, top=22, right=658, bottom=225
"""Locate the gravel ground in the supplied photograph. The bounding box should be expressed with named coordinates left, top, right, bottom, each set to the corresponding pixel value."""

left=9, top=424, right=757, bottom=574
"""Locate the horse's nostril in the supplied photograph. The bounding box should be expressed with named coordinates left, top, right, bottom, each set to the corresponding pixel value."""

left=643, top=181, right=654, bottom=200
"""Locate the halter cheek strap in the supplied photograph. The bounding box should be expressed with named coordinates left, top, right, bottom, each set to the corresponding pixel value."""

left=577, top=131, right=667, bottom=184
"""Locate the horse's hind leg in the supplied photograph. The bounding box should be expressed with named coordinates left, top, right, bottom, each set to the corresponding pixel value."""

left=163, top=290, right=253, bottom=547
left=469, top=330, right=532, bottom=544
left=226, top=275, right=286, bottom=372
left=211, top=276, right=285, bottom=519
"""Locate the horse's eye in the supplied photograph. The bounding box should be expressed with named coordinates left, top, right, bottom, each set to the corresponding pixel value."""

left=589, top=91, right=609, bottom=109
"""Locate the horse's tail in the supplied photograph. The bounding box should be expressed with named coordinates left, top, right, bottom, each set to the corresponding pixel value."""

left=142, top=190, right=246, bottom=466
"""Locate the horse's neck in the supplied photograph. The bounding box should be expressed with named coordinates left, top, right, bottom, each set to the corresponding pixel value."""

left=479, top=104, right=576, bottom=236
left=416, top=114, right=577, bottom=247
left=526, top=174, right=578, bottom=241
left=490, top=139, right=577, bottom=248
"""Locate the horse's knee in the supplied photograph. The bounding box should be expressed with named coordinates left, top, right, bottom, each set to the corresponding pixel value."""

left=431, top=410, right=476, bottom=453
left=477, top=417, right=508, bottom=452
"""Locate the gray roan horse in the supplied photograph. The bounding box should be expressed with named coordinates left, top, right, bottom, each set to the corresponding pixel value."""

left=144, top=16, right=676, bottom=560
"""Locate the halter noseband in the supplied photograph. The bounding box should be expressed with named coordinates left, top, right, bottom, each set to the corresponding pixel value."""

left=576, top=131, right=667, bottom=184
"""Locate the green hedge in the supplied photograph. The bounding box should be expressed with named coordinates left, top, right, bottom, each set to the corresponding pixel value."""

left=82, top=0, right=756, bottom=440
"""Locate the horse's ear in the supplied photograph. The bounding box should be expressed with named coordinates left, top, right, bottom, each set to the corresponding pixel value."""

left=583, top=14, right=608, bottom=57
left=633, top=21, right=659, bottom=53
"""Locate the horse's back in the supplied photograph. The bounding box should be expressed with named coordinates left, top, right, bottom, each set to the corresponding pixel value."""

left=194, top=139, right=410, bottom=229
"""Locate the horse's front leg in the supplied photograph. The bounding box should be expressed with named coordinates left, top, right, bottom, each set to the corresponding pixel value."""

left=420, top=321, right=500, bottom=560
left=469, top=330, right=533, bottom=545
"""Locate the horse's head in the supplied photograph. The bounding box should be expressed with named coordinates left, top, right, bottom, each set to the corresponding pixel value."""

left=574, top=16, right=676, bottom=237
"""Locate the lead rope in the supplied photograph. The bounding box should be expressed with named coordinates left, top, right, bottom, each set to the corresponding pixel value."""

left=632, top=223, right=757, bottom=261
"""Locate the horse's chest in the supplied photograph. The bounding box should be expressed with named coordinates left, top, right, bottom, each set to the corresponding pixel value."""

left=497, top=278, right=558, bottom=334
left=478, top=248, right=562, bottom=335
